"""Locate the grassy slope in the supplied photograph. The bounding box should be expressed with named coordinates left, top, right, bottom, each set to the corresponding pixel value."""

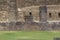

left=0, top=31, right=60, bottom=40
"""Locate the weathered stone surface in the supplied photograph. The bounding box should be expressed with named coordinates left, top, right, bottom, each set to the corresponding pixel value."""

left=0, top=0, right=60, bottom=31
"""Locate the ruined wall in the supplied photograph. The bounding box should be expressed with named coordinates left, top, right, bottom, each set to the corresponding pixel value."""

left=0, top=11, right=8, bottom=22
left=20, top=6, right=40, bottom=23
left=17, top=11, right=25, bottom=22
left=0, top=0, right=9, bottom=23
left=17, top=0, right=60, bottom=8
left=0, top=0, right=60, bottom=23
left=17, top=5, right=60, bottom=23
left=47, top=5, right=60, bottom=21
left=0, top=0, right=60, bottom=31
left=16, top=0, right=60, bottom=23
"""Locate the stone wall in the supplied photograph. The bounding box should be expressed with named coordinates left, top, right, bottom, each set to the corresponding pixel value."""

left=17, top=0, right=60, bottom=8
left=17, top=5, right=60, bottom=23
left=0, top=0, right=60, bottom=31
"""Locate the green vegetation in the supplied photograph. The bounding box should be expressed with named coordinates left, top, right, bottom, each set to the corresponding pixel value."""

left=0, top=31, right=60, bottom=40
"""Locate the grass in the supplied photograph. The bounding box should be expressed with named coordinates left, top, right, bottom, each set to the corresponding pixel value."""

left=0, top=31, right=60, bottom=40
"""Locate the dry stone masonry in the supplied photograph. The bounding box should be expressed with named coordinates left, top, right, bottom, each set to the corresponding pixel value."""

left=0, top=0, right=60, bottom=31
